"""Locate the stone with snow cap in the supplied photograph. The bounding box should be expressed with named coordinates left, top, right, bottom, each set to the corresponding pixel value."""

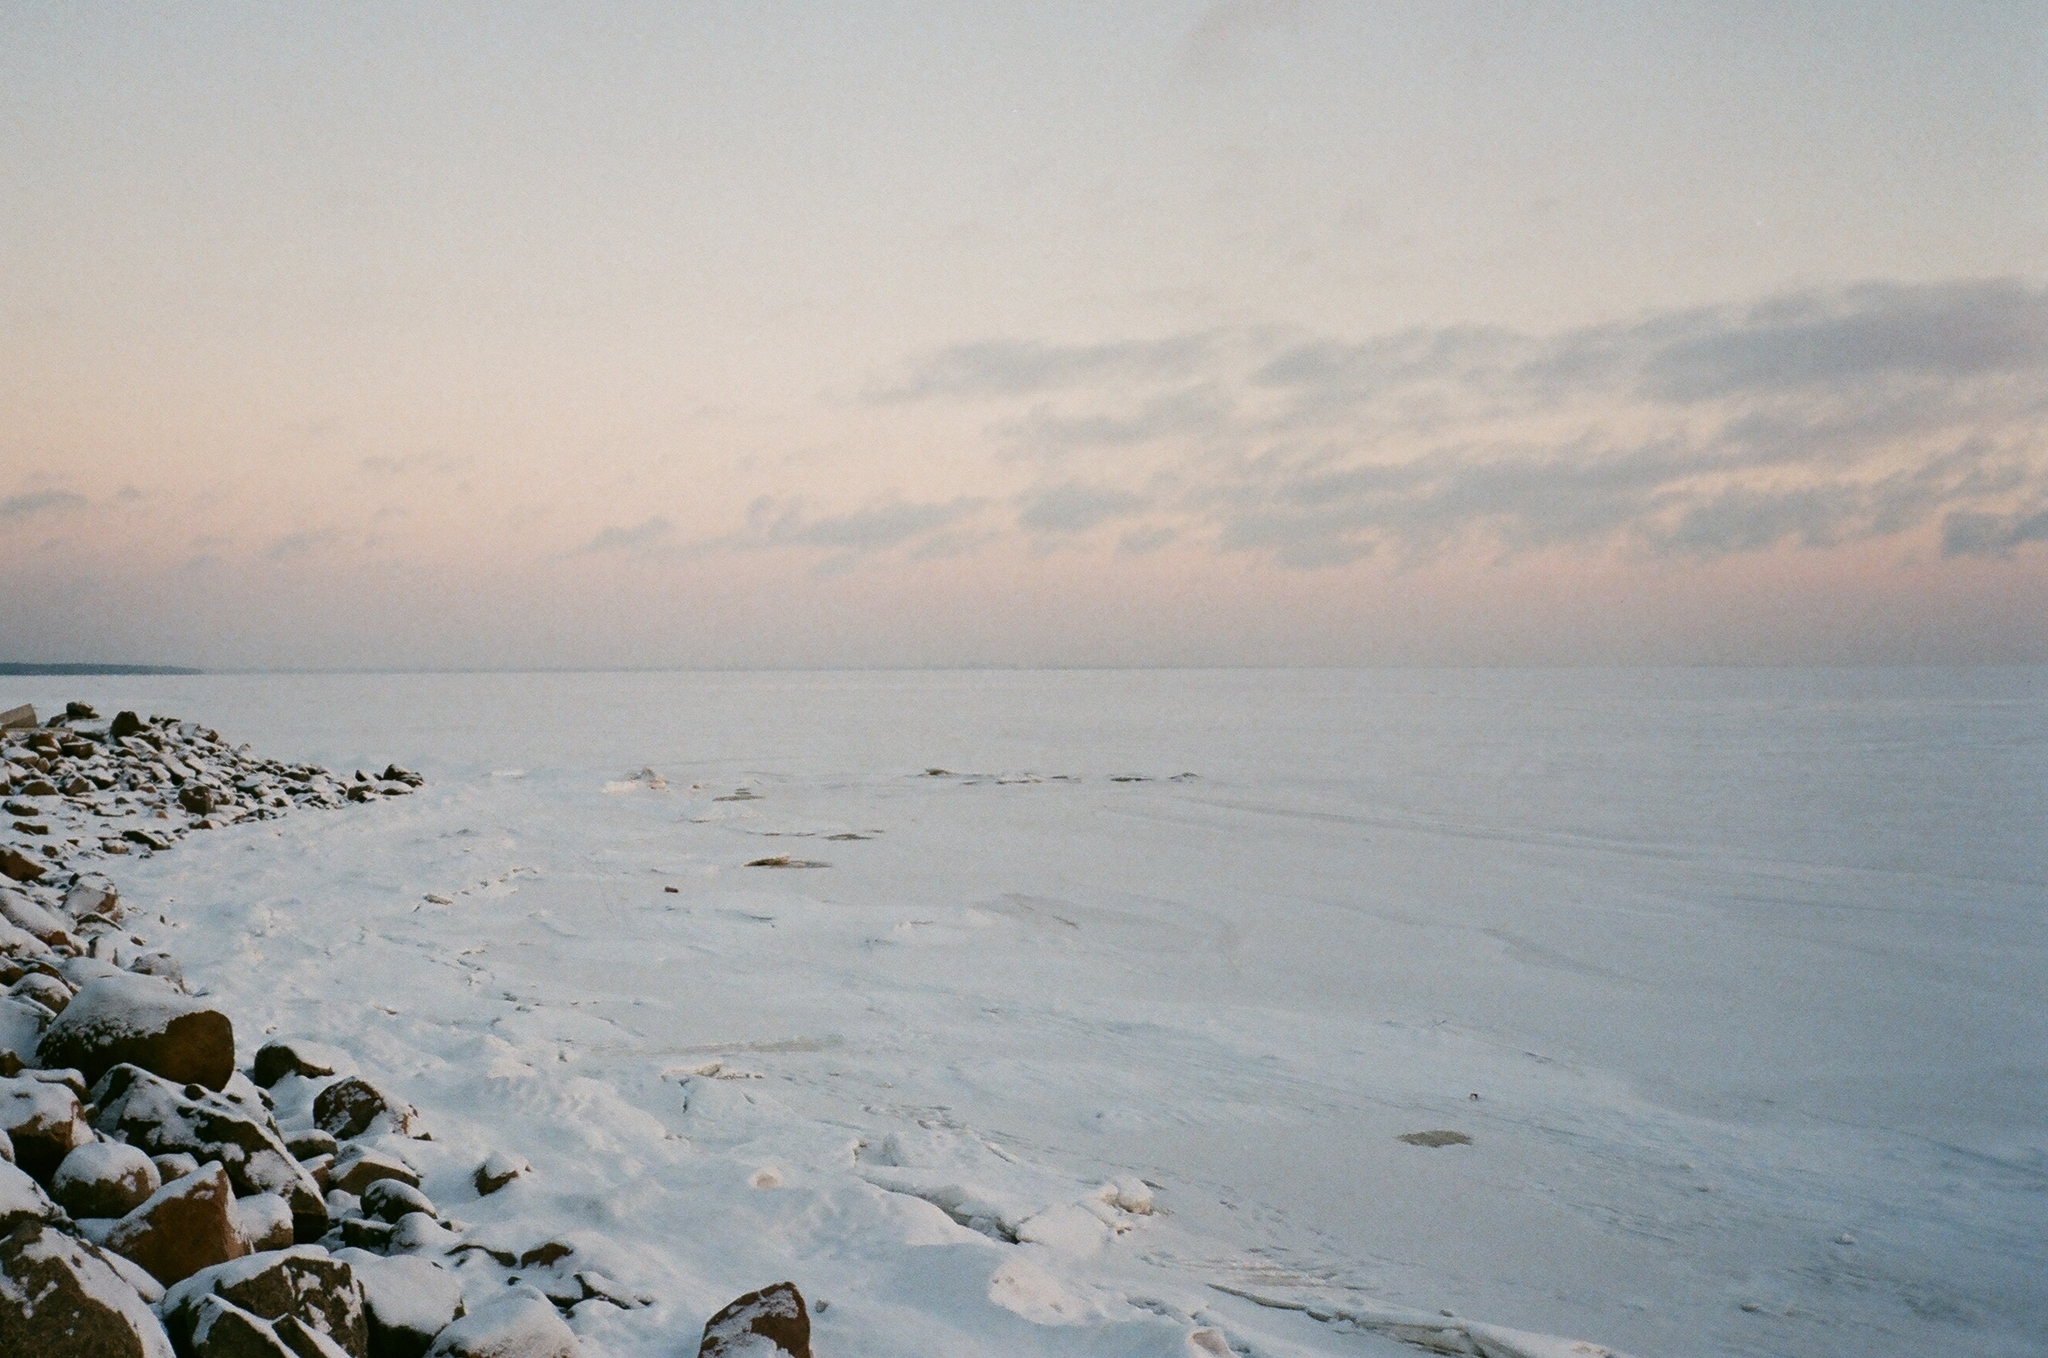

left=53, top=1139, right=161, bottom=1217
left=699, top=1281, right=812, bottom=1358
left=328, top=1144, right=419, bottom=1196
left=0, top=1072, right=92, bottom=1179
left=0, top=1220, right=176, bottom=1357
left=0, top=1156, right=65, bottom=1233
left=37, top=971, right=235, bottom=1089
left=314, top=1077, right=421, bottom=1140
left=236, top=1192, right=298, bottom=1252
left=103, top=1162, right=246, bottom=1285
left=187, top=1293, right=299, bottom=1357
left=472, top=1150, right=529, bottom=1196
left=164, top=1245, right=370, bottom=1358
left=333, top=1248, right=466, bottom=1358
left=426, top=1288, right=579, bottom=1358
left=10, top=969, right=72, bottom=1013
left=0, top=886, right=73, bottom=944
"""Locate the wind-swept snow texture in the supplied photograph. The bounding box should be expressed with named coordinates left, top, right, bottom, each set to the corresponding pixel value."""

left=17, top=668, right=2045, bottom=1357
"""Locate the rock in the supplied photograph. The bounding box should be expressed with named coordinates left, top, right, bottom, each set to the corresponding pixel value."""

left=276, top=1313, right=357, bottom=1358
left=0, top=887, right=72, bottom=944
left=53, top=1140, right=162, bottom=1217
left=154, top=1151, right=202, bottom=1182
left=288, top=1129, right=339, bottom=1161
left=188, top=1293, right=299, bottom=1357
left=180, top=785, right=219, bottom=816
left=314, top=1078, right=420, bottom=1140
left=699, top=1281, right=812, bottom=1358
left=0, top=705, right=34, bottom=732
left=38, top=972, right=235, bottom=1090
left=361, top=1179, right=434, bottom=1224
left=10, top=970, right=73, bottom=1012
left=123, top=828, right=174, bottom=851
left=0, top=1125, right=11, bottom=1163
left=472, top=1151, right=529, bottom=1196
left=237, top=1193, right=298, bottom=1252
left=254, top=1040, right=354, bottom=1087
left=339, top=1218, right=393, bottom=1251
left=0, top=847, right=43, bottom=883
left=103, top=1162, right=246, bottom=1285
left=0, top=995, right=51, bottom=1066
left=0, top=1221, right=177, bottom=1357
left=333, top=1248, right=465, bottom=1358
left=110, top=711, right=144, bottom=739
left=385, top=1212, right=457, bottom=1255
left=327, top=1145, right=419, bottom=1196
left=163, top=1246, right=370, bottom=1358
left=91, top=1065, right=325, bottom=1239
left=129, top=951, right=186, bottom=987
left=0, top=1072, right=92, bottom=1179
left=64, top=878, right=123, bottom=921
left=64, top=701, right=97, bottom=720
left=425, top=1288, right=579, bottom=1358
left=0, top=1157, right=64, bottom=1233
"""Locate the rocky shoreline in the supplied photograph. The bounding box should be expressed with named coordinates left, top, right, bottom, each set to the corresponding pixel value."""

left=1, top=701, right=810, bottom=1358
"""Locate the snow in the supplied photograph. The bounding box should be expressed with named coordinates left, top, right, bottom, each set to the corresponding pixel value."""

left=9, top=667, right=2045, bottom=1356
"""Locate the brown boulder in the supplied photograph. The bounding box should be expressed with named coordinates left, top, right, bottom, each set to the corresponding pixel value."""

left=327, top=1144, right=420, bottom=1196
left=314, top=1078, right=420, bottom=1140
left=425, top=1289, right=578, bottom=1358
left=0, top=1072, right=92, bottom=1179
left=0, top=848, right=42, bottom=883
left=38, top=972, right=234, bottom=1090
left=254, top=1039, right=351, bottom=1087
left=0, top=1221, right=176, bottom=1357
left=53, top=1139, right=162, bottom=1217
left=699, top=1281, right=812, bottom=1358
left=164, top=1247, right=370, bottom=1358
left=103, top=1162, right=247, bottom=1285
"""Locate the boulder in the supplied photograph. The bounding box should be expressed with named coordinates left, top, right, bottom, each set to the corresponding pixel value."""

left=64, top=878, right=124, bottom=921
left=0, top=995, right=50, bottom=1068
left=0, top=1072, right=93, bottom=1179
left=0, top=1157, right=64, bottom=1233
left=129, top=951, right=186, bottom=987
left=110, top=711, right=144, bottom=739
left=104, top=1162, right=246, bottom=1285
left=53, top=1139, right=161, bottom=1217
left=361, top=1179, right=435, bottom=1224
left=276, top=1313, right=358, bottom=1358
left=10, top=969, right=72, bottom=1012
left=327, top=1145, right=419, bottom=1196
left=163, top=1246, right=370, bottom=1358
left=254, top=1040, right=354, bottom=1088
left=288, top=1129, right=339, bottom=1161
left=699, top=1281, right=812, bottom=1358
left=0, top=705, right=33, bottom=732
left=472, top=1151, right=530, bottom=1196
left=154, top=1151, right=202, bottom=1182
left=187, top=1293, right=298, bottom=1357
left=0, top=847, right=43, bottom=883
left=179, top=784, right=219, bottom=815
left=37, top=972, right=235, bottom=1090
left=0, top=887, right=71, bottom=944
left=333, top=1248, right=465, bottom=1358
left=0, top=1221, right=176, bottom=1358
left=314, top=1078, right=421, bottom=1140
left=425, top=1289, right=579, bottom=1358
left=91, top=1065, right=326, bottom=1240
left=237, top=1193, right=298, bottom=1252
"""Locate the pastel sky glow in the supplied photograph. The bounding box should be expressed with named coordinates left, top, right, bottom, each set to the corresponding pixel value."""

left=4, top=2, right=2046, bottom=667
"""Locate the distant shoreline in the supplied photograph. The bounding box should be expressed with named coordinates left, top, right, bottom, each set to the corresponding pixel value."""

left=0, top=663, right=203, bottom=676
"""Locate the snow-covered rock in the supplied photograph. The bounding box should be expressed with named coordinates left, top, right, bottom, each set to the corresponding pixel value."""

left=163, top=1245, right=369, bottom=1358
left=698, top=1281, right=811, bottom=1358
left=0, top=1220, right=175, bottom=1358
left=52, top=1139, right=161, bottom=1218
left=314, top=1077, right=421, bottom=1140
left=332, top=1248, right=465, bottom=1358
left=36, top=971, right=234, bottom=1090
left=104, top=1162, right=246, bottom=1285
left=0, top=1072, right=91, bottom=1179
left=425, top=1288, right=578, bottom=1358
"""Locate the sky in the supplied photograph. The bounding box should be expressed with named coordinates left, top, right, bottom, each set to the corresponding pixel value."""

left=3, top=1, right=2046, bottom=669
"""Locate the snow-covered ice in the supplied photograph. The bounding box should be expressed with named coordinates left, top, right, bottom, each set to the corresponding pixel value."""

left=13, top=667, right=2045, bottom=1357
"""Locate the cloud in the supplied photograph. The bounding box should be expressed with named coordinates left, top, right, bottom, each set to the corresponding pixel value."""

left=874, top=335, right=1216, bottom=401
left=885, top=278, right=2048, bottom=568
left=578, top=517, right=676, bottom=554
left=754, top=497, right=985, bottom=552
left=1017, top=482, right=1151, bottom=533
left=1, top=490, right=87, bottom=519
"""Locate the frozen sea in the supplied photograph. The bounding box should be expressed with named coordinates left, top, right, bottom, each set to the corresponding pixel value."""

left=15, top=667, right=2046, bottom=1357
